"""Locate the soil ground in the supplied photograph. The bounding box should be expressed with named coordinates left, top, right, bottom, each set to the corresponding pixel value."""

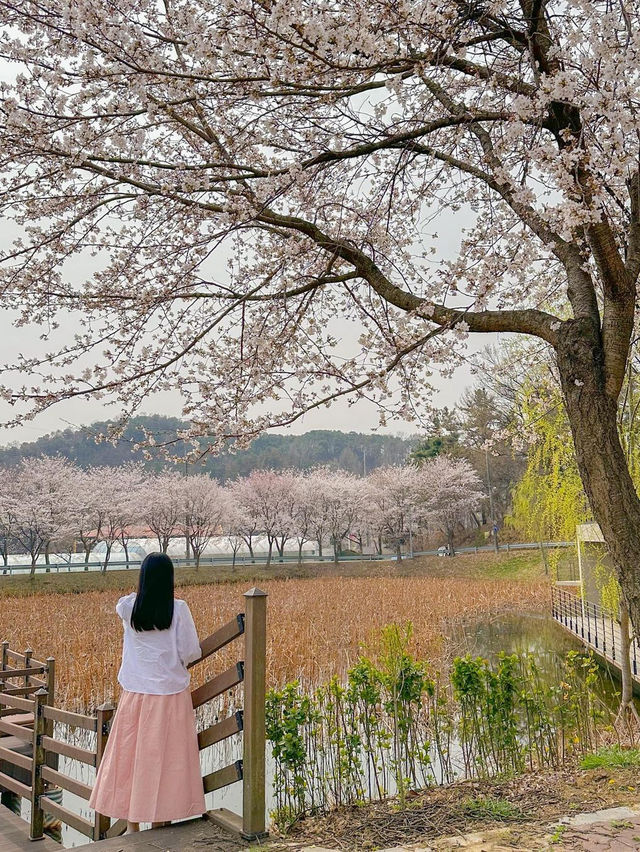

left=276, top=765, right=640, bottom=850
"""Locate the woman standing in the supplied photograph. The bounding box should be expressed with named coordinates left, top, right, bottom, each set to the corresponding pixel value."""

left=89, top=553, right=206, bottom=832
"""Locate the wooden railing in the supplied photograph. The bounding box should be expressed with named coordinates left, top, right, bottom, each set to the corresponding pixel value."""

left=0, top=586, right=267, bottom=844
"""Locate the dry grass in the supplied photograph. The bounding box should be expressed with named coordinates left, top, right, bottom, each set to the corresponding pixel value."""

left=1, top=573, right=549, bottom=710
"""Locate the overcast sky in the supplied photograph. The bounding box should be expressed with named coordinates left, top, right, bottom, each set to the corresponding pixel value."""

left=0, top=57, right=491, bottom=448
left=0, top=302, right=489, bottom=446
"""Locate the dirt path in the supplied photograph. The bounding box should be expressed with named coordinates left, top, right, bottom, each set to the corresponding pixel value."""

left=276, top=766, right=640, bottom=851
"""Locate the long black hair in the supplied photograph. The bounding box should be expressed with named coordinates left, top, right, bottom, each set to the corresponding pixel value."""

left=131, top=553, right=175, bottom=632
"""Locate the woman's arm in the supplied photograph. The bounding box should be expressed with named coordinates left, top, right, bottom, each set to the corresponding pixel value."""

left=177, top=602, right=202, bottom=666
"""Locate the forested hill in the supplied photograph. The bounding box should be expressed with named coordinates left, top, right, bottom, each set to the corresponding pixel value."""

left=0, top=416, right=418, bottom=480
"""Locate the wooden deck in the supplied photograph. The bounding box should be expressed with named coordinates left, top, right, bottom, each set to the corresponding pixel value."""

left=552, top=585, right=640, bottom=690
left=85, top=816, right=250, bottom=851
left=0, top=807, right=250, bottom=851
left=0, top=806, right=59, bottom=852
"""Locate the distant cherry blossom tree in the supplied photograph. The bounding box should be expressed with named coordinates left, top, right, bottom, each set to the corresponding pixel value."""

left=366, top=466, right=420, bottom=562
left=417, top=456, right=485, bottom=556
left=141, top=472, right=186, bottom=554
left=311, top=469, right=366, bottom=563
left=231, top=470, right=296, bottom=567
left=72, top=468, right=109, bottom=566
left=182, top=474, right=226, bottom=569
left=8, top=456, right=78, bottom=574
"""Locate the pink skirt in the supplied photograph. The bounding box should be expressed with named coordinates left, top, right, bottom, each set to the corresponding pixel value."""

left=89, top=688, right=206, bottom=823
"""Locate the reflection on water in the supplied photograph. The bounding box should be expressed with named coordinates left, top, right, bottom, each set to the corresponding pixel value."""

left=34, top=613, right=627, bottom=847
left=446, top=612, right=625, bottom=714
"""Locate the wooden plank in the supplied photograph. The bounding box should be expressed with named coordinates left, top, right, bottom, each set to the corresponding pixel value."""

left=42, top=735, right=96, bottom=766
left=0, top=712, right=33, bottom=724
left=43, top=705, right=97, bottom=732
left=206, top=807, right=243, bottom=837
left=198, top=710, right=243, bottom=751
left=202, top=760, right=243, bottom=794
left=0, top=768, right=31, bottom=799
left=5, top=650, right=46, bottom=669
left=191, top=662, right=244, bottom=709
left=0, top=744, right=32, bottom=772
left=41, top=765, right=93, bottom=801
left=0, top=693, right=34, bottom=712
left=41, top=795, right=94, bottom=838
left=0, top=804, right=59, bottom=851
left=105, top=817, right=127, bottom=838
left=2, top=682, right=46, bottom=696
left=0, top=720, right=32, bottom=742
left=190, top=614, right=245, bottom=668
left=0, top=667, right=46, bottom=680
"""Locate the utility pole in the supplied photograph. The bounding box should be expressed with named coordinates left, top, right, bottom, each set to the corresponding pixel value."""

left=485, top=447, right=499, bottom=553
left=184, top=455, right=191, bottom=561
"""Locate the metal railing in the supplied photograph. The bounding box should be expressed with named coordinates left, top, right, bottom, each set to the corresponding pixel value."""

left=551, top=585, right=640, bottom=676
left=0, top=540, right=574, bottom=576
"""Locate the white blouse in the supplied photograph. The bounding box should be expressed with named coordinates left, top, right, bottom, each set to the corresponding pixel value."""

left=115, top=593, right=202, bottom=695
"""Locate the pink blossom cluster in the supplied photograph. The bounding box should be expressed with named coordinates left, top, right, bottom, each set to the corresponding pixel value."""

left=0, top=456, right=483, bottom=570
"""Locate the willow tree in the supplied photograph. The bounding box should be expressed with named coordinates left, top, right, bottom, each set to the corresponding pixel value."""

left=509, top=383, right=589, bottom=548
left=3, top=4, right=640, bottom=623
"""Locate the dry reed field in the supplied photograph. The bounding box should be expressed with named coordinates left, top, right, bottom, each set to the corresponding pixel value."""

left=1, top=574, right=549, bottom=710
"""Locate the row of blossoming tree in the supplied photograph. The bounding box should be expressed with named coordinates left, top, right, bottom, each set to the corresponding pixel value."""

left=0, top=455, right=483, bottom=573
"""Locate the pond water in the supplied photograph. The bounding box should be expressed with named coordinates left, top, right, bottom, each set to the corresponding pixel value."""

left=445, top=612, right=625, bottom=714
left=17, top=612, right=623, bottom=848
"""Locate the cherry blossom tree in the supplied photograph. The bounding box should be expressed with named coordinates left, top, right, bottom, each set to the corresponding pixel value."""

left=230, top=470, right=296, bottom=567
left=311, top=469, right=366, bottom=563
left=366, top=466, right=419, bottom=562
left=182, top=474, right=226, bottom=569
left=6, top=4, right=640, bottom=622
left=140, top=472, right=186, bottom=554
left=7, top=456, right=78, bottom=574
left=91, top=465, right=144, bottom=571
left=226, top=486, right=260, bottom=563
left=304, top=469, right=333, bottom=559
left=72, top=468, right=109, bottom=566
left=290, top=473, right=321, bottom=564
left=417, top=456, right=485, bottom=556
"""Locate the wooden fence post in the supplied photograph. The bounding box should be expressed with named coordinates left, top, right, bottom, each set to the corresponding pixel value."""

left=24, top=648, right=33, bottom=692
left=30, top=687, right=49, bottom=840
left=242, top=588, right=267, bottom=841
left=94, top=701, right=116, bottom=840
left=1, top=640, right=7, bottom=672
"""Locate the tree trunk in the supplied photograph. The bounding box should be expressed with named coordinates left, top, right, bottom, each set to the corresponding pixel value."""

left=102, top=543, right=112, bottom=573
left=266, top=538, right=273, bottom=568
left=558, top=323, right=640, bottom=634
left=447, top=528, right=455, bottom=557
left=333, top=537, right=340, bottom=564
left=298, top=541, right=304, bottom=565
left=44, top=540, right=51, bottom=572
left=615, top=603, right=640, bottom=735
left=317, top=538, right=323, bottom=558
left=30, top=552, right=37, bottom=577
left=395, top=539, right=403, bottom=562
left=84, top=543, right=91, bottom=570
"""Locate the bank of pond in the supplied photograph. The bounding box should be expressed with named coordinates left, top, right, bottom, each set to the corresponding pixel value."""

left=264, top=614, right=630, bottom=832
